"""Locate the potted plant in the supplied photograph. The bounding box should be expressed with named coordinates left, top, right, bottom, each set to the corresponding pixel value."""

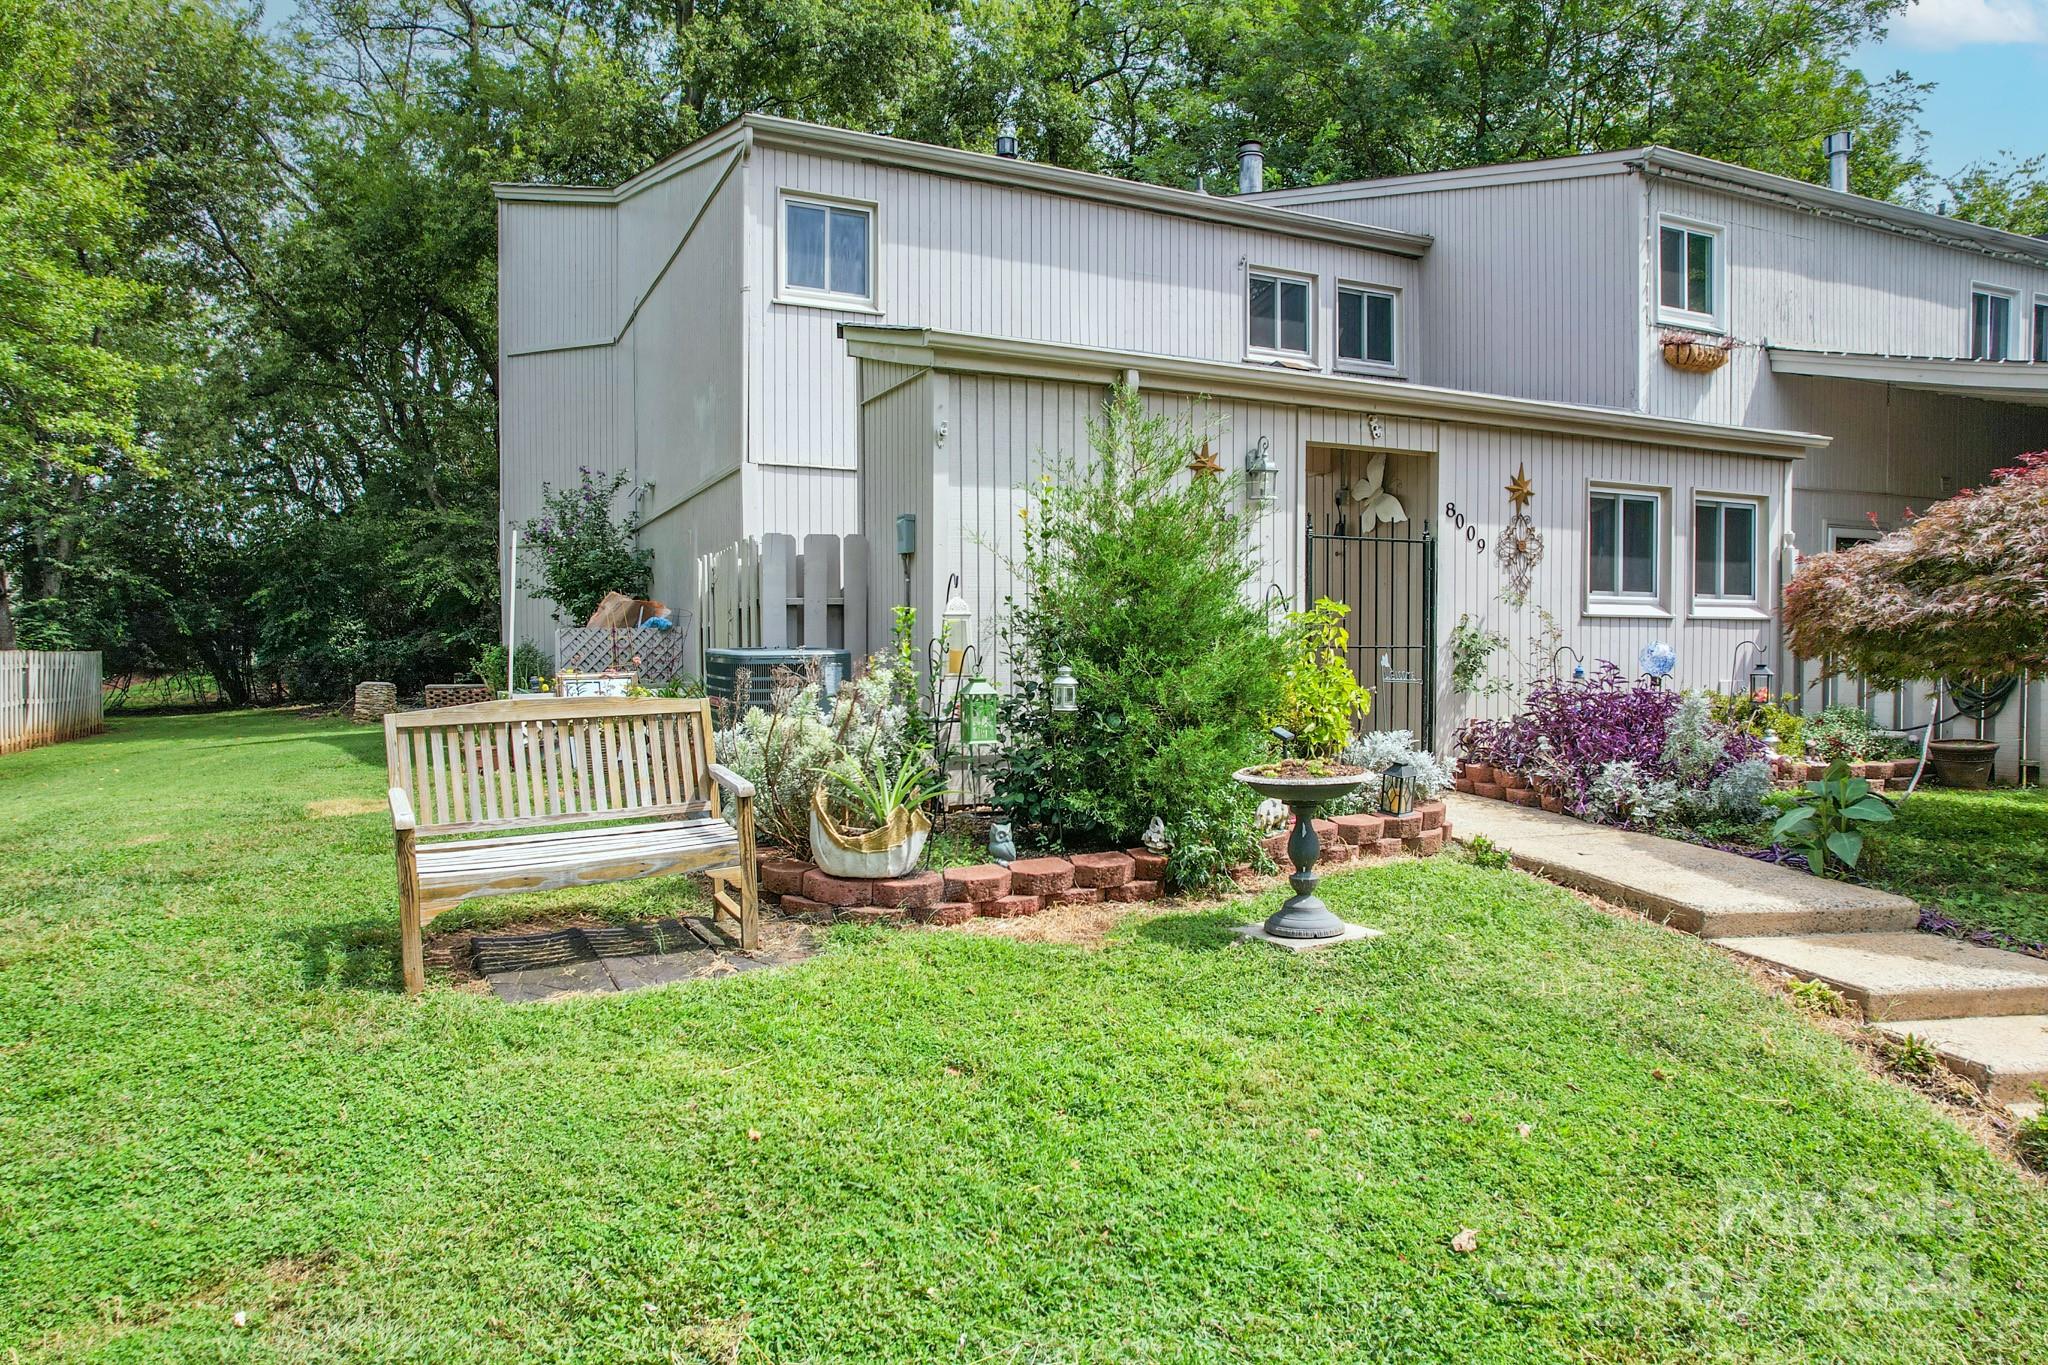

left=1659, top=329, right=1735, bottom=373
left=810, top=750, right=946, bottom=878
left=1234, top=600, right=1373, bottom=940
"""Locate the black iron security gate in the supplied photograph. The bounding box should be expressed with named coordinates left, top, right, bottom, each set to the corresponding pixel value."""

left=1305, top=529, right=1438, bottom=749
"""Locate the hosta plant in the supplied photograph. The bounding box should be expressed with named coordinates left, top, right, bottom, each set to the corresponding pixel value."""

left=1769, top=758, right=1895, bottom=877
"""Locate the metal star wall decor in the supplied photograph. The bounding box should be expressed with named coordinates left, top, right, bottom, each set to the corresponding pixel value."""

left=1188, top=441, right=1223, bottom=479
left=1494, top=463, right=1545, bottom=603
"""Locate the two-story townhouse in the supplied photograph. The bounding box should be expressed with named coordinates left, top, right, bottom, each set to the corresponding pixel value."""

left=1250, top=149, right=2048, bottom=760
left=500, top=118, right=2040, bottom=756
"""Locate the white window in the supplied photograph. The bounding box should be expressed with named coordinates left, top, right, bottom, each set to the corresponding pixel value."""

left=1337, top=286, right=1397, bottom=368
left=1970, top=286, right=2014, bottom=361
left=1589, top=487, right=1662, bottom=601
left=1657, top=219, right=1722, bottom=328
left=781, top=195, right=873, bottom=304
left=1694, top=497, right=1760, bottom=603
left=1248, top=270, right=1312, bottom=357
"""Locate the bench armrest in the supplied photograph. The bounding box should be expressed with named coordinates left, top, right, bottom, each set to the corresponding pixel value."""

left=389, top=786, right=417, bottom=831
left=708, top=764, right=755, bottom=802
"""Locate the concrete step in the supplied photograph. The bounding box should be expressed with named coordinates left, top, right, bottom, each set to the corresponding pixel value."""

left=1873, top=1015, right=2048, bottom=1107
left=1447, top=797, right=1920, bottom=937
left=1717, top=931, right=2048, bottom=1022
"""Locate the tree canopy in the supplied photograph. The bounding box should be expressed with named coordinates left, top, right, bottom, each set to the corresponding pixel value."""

left=1784, top=452, right=2048, bottom=686
left=2, top=0, right=2036, bottom=700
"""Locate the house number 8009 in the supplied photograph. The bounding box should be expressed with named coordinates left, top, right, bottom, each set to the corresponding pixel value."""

left=1443, top=501, right=1486, bottom=553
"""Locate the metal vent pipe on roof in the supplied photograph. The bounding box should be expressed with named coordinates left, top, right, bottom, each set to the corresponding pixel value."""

left=1824, top=130, right=1853, bottom=194
left=1238, top=140, right=1264, bottom=195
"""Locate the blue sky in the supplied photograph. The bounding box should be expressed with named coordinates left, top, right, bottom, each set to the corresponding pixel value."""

left=1854, top=0, right=2048, bottom=181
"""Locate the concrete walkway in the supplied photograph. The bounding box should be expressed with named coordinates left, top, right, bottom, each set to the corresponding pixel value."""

left=1449, top=795, right=2048, bottom=1114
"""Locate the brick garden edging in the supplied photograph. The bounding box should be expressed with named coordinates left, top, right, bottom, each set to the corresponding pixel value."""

left=1256, top=800, right=1452, bottom=866
left=751, top=846, right=1180, bottom=927
left=753, top=808, right=1452, bottom=930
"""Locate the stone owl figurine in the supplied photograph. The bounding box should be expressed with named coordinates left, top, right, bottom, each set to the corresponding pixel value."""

left=1141, top=816, right=1169, bottom=853
left=987, top=820, right=1017, bottom=866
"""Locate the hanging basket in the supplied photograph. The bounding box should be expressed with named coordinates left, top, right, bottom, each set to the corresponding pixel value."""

left=1661, top=340, right=1730, bottom=374
left=809, top=785, right=932, bottom=878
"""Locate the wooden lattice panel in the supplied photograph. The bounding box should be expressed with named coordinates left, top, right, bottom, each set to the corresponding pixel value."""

left=554, top=628, right=691, bottom=683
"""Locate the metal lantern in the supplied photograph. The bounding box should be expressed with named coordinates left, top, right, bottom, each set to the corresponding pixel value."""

left=1244, top=435, right=1278, bottom=509
left=1747, top=657, right=1776, bottom=699
left=961, top=675, right=1000, bottom=747
left=1050, top=664, right=1079, bottom=714
left=941, top=590, right=974, bottom=674
left=1381, top=759, right=1418, bottom=817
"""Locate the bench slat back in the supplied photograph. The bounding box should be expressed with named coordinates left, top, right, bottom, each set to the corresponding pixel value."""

left=384, top=697, right=721, bottom=836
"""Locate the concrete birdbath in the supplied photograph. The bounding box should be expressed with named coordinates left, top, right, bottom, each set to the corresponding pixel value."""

left=1232, top=763, right=1380, bottom=948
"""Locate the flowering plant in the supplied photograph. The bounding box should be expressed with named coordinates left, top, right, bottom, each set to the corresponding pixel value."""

left=519, top=467, right=654, bottom=623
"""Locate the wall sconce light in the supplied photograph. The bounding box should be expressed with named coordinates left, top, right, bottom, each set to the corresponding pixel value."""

left=1245, top=435, right=1278, bottom=509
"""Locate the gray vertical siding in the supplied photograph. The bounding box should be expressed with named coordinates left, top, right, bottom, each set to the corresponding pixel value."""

left=743, top=142, right=1424, bottom=509
left=855, top=363, right=940, bottom=657
left=1273, top=169, right=1643, bottom=409
left=498, top=148, right=746, bottom=661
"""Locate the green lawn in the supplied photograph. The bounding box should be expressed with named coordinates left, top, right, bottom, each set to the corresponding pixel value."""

left=3, top=711, right=2045, bottom=1362
left=1867, top=787, right=2048, bottom=946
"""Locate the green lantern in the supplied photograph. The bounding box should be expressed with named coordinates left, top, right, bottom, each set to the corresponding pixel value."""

left=961, top=676, right=1000, bottom=748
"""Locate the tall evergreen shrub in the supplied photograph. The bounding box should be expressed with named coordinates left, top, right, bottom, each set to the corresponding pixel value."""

left=994, top=387, right=1283, bottom=889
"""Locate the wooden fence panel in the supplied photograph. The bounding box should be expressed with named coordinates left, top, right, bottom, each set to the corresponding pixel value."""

left=691, top=534, right=878, bottom=665
left=0, top=650, right=103, bottom=755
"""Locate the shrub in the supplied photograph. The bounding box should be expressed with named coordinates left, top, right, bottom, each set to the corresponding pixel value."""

left=1706, top=688, right=1804, bottom=756
left=473, top=640, right=551, bottom=692
left=1272, top=598, right=1372, bottom=758
left=1803, top=704, right=1881, bottom=764
left=993, top=386, right=1283, bottom=890
left=519, top=468, right=654, bottom=624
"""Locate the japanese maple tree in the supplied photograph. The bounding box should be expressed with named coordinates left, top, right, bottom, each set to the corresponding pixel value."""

left=1784, top=451, right=2048, bottom=685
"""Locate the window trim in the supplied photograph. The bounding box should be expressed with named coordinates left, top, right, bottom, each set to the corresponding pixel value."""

left=1655, top=215, right=1726, bottom=332
left=775, top=189, right=880, bottom=312
left=1690, top=492, right=1765, bottom=615
left=1245, top=266, right=1317, bottom=362
left=1969, top=282, right=2016, bottom=362
left=1334, top=282, right=1401, bottom=374
left=2032, top=294, right=2048, bottom=364
left=1586, top=482, right=1669, bottom=617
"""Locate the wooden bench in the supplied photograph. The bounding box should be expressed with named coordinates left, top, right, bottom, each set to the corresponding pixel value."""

left=383, top=697, right=758, bottom=995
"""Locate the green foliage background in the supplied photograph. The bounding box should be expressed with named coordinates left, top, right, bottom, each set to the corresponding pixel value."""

left=3, top=0, right=2030, bottom=699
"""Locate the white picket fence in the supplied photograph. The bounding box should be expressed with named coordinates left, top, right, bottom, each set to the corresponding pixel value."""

left=0, top=650, right=104, bottom=755
left=689, top=533, right=876, bottom=670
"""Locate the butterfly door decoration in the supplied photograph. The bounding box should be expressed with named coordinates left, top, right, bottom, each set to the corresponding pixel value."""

left=1346, top=452, right=1408, bottom=531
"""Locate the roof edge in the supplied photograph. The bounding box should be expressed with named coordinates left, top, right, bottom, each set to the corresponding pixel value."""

left=493, top=116, right=1433, bottom=257
left=846, top=326, right=1825, bottom=458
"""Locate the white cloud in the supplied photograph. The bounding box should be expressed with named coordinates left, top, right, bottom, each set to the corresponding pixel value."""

left=1889, top=0, right=2047, bottom=50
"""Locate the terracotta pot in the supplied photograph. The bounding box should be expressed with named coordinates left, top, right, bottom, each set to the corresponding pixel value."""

left=1928, top=738, right=1999, bottom=789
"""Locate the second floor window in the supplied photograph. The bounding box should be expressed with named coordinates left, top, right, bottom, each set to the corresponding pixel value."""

left=1249, top=271, right=1311, bottom=356
left=783, top=197, right=872, bottom=302
left=1971, top=288, right=2013, bottom=361
left=1658, top=221, right=1720, bottom=327
left=1337, top=286, right=1396, bottom=367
